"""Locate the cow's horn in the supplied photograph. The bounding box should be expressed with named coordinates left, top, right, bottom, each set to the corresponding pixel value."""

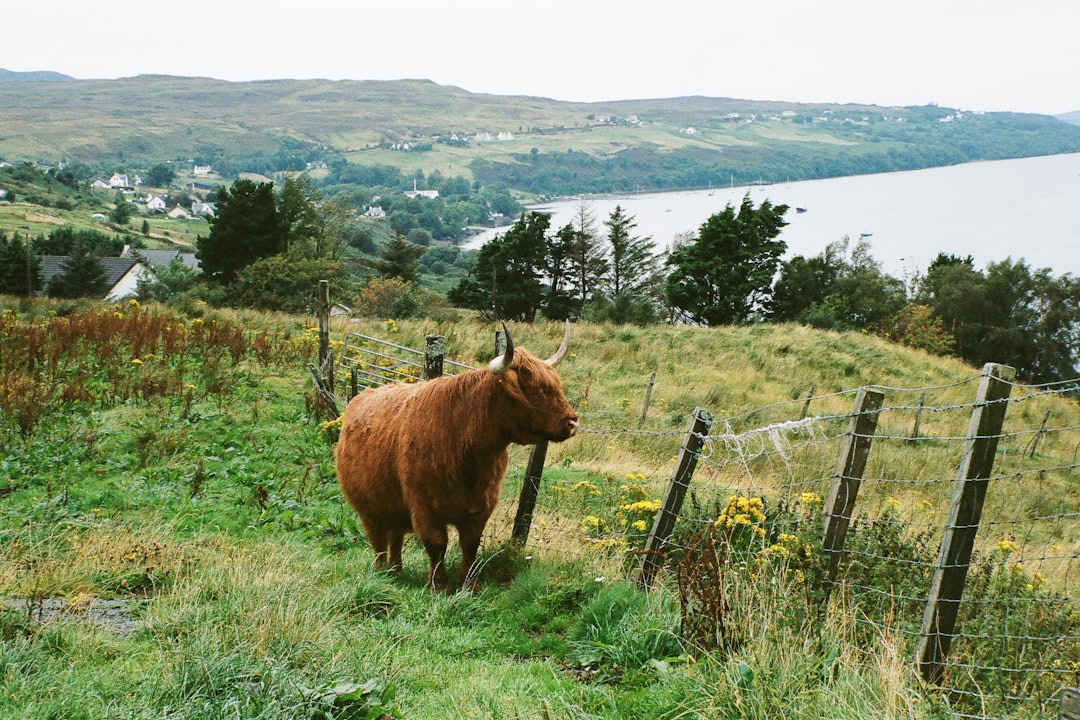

left=545, top=320, right=572, bottom=367
left=488, top=322, right=515, bottom=375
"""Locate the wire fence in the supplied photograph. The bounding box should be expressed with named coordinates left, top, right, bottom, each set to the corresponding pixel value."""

left=495, top=370, right=1079, bottom=719
left=335, top=334, right=1079, bottom=719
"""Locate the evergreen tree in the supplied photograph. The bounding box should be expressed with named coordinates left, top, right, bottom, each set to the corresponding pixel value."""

left=196, top=179, right=282, bottom=283
left=563, top=200, right=608, bottom=315
left=366, top=229, right=426, bottom=282
left=47, top=241, right=109, bottom=298
left=448, top=212, right=549, bottom=321
left=276, top=175, right=320, bottom=257
left=109, top=192, right=133, bottom=226
left=597, top=205, right=661, bottom=322
left=665, top=194, right=788, bottom=325
left=0, top=234, right=42, bottom=296
left=542, top=223, right=578, bottom=320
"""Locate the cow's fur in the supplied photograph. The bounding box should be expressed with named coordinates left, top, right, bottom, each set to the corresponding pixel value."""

left=335, top=327, right=578, bottom=591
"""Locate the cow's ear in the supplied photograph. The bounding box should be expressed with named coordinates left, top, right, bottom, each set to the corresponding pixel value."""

left=488, top=322, right=515, bottom=375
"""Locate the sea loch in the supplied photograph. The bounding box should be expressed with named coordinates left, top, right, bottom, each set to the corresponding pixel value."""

left=469, top=153, right=1080, bottom=280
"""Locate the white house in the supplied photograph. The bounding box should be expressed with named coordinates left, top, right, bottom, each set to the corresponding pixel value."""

left=363, top=206, right=386, bottom=218
left=167, top=205, right=192, bottom=220
left=404, top=179, right=439, bottom=199
left=39, top=256, right=154, bottom=301
left=193, top=165, right=213, bottom=176
left=192, top=201, right=216, bottom=217
left=90, top=178, right=112, bottom=190
left=145, top=194, right=166, bottom=212
left=109, top=173, right=130, bottom=188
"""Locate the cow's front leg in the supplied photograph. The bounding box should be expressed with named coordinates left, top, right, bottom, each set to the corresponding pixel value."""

left=457, top=513, right=491, bottom=593
left=413, top=518, right=449, bottom=592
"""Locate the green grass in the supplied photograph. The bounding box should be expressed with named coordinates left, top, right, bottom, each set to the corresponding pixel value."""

left=1, top=299, right=1076, bottom=719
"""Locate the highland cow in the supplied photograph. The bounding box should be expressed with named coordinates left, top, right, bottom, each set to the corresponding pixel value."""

left=335, top=322, right=578, bottom=592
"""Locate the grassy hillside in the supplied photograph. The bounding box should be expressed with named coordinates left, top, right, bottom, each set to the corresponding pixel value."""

left=3, top=76, right=1080, bottom=199
left=1, top=299, right=1077, bottom=719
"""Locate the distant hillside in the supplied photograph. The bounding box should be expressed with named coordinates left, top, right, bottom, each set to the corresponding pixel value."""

left=0, top=68, right=74, bottom=82
left=1057, top=110, right=1080, bottom=126
left=2, top=74, right=1080, bottom=199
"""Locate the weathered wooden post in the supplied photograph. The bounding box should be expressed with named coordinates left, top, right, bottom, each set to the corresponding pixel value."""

left=640, top=372, right=657, bottom=424
left=318, top=279, right=333, bottom=388
left=909, top=392, right=926, bottom=443
left=800, top=386, right=816, bottom=420
left=819, top=388, right=885, bottom=604
left=309, top=279, right=339, bottom=417
left=915, top=362, right=1016, bottom=685
left=512, top=441, right=549, bottom=545
left=637, top=407, right=714, bottom=590
left=423, top=334, right=445, bottom=380
left=1061, top=687, right=1080, bottom=720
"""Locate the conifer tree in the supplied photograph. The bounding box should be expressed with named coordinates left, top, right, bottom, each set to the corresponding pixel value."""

left=47, top=241, right=109, bottom=298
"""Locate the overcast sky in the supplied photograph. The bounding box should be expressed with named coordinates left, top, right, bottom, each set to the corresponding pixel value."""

left=5, top=0, right=1078, bottom=115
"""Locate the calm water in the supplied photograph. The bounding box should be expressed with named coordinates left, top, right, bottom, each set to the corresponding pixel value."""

left=468, top=153, right=1080, bottom=279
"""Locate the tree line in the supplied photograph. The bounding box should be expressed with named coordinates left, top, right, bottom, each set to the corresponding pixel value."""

left=445, top=194, right=1080, bottom=384
left=5, top=172, right=1077, bottom=385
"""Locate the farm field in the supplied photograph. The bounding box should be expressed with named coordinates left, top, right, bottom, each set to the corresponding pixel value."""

left=1, top=300, right=1077, bottom=719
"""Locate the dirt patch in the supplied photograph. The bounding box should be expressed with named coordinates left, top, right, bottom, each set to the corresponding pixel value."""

left=2, top=595, right=145, bottom=636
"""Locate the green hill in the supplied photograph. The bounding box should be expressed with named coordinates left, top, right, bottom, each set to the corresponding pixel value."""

left=2, top=75, right=1080, bottom=198
left=0, top=302, right=1077, bottom=720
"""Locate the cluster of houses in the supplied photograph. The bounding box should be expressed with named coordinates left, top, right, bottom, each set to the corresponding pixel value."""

left=88, top=172, right=216, bottom=220
left=87, top=167, right=219, bottom=219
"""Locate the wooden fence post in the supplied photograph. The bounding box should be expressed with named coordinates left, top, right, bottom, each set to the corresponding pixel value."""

left=1061, top=687, right=1080, bottom=720
left=423, top=334, right=445, bottom=380
left=819, top=387, right=885, bottom=604
left=637, top=407, right=714, bottom=590
left=915, top=362, right=1016, bottom=685
left=511, top=441, right=549, bottom=545
left=909, top=392, right=926, bottom=443
left=800, top=386, right=816, bottom=419
left=318, top=280, right=332, bottom=388
left=640, top=372, right=657, bottom=424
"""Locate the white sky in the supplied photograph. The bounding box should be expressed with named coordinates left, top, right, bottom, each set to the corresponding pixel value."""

left=5, top=0, right=1078, bottom=115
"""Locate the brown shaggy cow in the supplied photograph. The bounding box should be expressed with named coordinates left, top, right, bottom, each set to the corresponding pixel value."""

left=335, top=322, right=578, bottom=592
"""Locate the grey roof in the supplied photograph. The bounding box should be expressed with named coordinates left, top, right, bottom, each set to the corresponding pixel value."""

left=40, top=255, right=143, bottom=295
left=122, top=247, right=200, bottom=270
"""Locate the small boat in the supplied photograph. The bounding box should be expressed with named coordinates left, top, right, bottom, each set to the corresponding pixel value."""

left=860, top=232, right=873, bottom=238
left=796, top=207, right=807, bottom=213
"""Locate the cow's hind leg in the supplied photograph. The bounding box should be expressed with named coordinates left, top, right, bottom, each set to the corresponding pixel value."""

left=359, top=519, right=392, bottom=570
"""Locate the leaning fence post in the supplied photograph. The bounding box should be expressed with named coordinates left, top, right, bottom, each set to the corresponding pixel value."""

left=640, top=372, right=657, bottom=424
left=915, top=362, right=1016, bottom=685
left=637, top=407, right=714, bottom=590
left=800, top=386, right=816, bottom=420
left=511, top=441, right=549, bottom=545
left=1028, top=409, right=1051, bottom=458
left=819, top=387, right=885, bottom=605
left=423, top=334, right=445, bottom=380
